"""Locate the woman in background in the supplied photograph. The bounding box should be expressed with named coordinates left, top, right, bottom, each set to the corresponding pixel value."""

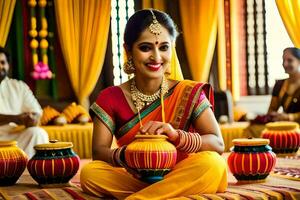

left=268, top=47, right=300, bottom=123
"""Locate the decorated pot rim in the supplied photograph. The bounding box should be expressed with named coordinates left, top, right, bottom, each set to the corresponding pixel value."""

left=265, top=121, right=299, bottom=131
left=134, top=134, right=168, bottom=140
left=34, top=140, right=73, bottom=150
left=232, top=138, right=269, bottom=146
left=0, top=140, right=17, bottom=147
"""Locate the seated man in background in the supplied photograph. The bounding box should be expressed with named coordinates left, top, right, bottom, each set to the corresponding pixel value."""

left=0, top=47, right=48, bottom=158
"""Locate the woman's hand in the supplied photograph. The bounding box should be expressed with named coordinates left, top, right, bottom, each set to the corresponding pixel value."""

left=139, top=121, right=179, bottom=142
left=269, top=112, right=290, bottom=121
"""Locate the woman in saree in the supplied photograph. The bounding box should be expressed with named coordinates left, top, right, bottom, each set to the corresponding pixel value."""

left=268, top=47, right=300, bottom=123
left=80, top=9, right=227, bottom=200
left=244, top=47, right=300, bottom=139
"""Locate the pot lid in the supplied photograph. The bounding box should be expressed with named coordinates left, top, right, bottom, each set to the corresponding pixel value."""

left=232, top=138, right=269, bottom=146
left=266, top=121, right=299, bottom=131
left=134, top=134, right=168, bottom=139
left=34, top=140, right=73, bottom=150
left=0, top=140, right=17, bottom=147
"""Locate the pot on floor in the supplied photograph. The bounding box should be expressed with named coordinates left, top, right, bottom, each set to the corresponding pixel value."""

left=0, top=141, right=28, bottom=186
left=262, top=121, right=300, bottom=155
left=228, top=138, right=276, bottom=182
left=27, top=140, right=80, bottom=187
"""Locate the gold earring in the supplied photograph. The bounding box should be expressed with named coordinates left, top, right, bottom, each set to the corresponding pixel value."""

left=123, top=58, right=135, bottom=74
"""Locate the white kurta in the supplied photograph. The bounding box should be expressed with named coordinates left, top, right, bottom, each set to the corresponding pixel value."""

left=0, top=77, right=48, bottom=158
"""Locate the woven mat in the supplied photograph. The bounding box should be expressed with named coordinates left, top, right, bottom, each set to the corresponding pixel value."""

left=0, top=187, right=100, bottom=200
left=1, top=155, right=300, bottom=200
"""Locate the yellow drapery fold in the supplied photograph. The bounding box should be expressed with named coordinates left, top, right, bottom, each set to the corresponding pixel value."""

left=276, top=0, right=300, bottom=47
left=141, top=1, right=183, bottom=81
left=54, top=0, right=111, bottom=108
left=217, top=0, right=227, bottom=91
left=0, top=0, right=16, bottom=47
left=179, top=0, right=219, bottom=82
left=230, top=0, right=240, bottom=101
left=142, top=0, right=166, bottom=11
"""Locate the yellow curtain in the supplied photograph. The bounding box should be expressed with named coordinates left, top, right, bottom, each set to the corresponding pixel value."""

left=230, top=0, right=240, bottom=101
left=54, top=0, right=111, bottom=108
left=142, top=0, right=166, bottom=11
left=179, top=0, right=219, bottom=82
left=0, top=0, right=16, bottom=47
left=217, top=0, right=227, bottom=91
left=142, top=0, right=183, bottom=81
left=276, top=0, right=300, bottom=47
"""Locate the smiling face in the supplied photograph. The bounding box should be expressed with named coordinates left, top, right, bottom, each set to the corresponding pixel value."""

left=127, top=26, right=172, bottom=80
left=282, top=50, right=300, bottom=75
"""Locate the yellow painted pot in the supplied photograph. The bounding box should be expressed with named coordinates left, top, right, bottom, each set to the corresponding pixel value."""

left=125, top=135, right=177, bottom=183
left=0, top=141, right=28, bottom=186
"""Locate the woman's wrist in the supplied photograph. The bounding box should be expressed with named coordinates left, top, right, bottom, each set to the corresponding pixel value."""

left=111, top=146, right=127, bottom=167
left=168, top=129, right=179, bottom=143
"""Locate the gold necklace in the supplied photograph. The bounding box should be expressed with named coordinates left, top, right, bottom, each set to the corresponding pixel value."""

left=131, top=77, right=168, bottom=111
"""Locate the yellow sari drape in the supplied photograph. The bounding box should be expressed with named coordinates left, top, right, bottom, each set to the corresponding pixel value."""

left=141, top=1, right=183, bottom=81
left=0, top=0, right=16, bottom=47
left=179, top=0, right=219, bottom=82
left=54, top=0, right=111, bottom=108
left=276, top=0, right=300, bottom=47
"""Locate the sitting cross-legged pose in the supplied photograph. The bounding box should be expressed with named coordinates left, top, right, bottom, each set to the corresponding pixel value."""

left=80, top=9, right=227, bottom=200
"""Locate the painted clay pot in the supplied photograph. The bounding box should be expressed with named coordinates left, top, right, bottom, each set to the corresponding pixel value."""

left=0, top=141, right=28, bottom=186
left=262, top=121, right=300, bottom=154
left=27, top=140, right=80, bottom=187
left=228, top=138, right=276, bottom=182
left=125, top=135, right=177, bottom=183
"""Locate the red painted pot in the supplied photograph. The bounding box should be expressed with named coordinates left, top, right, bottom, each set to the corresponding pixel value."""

left=228, top=138, right=276, bottom=182
left=27, top=140, right=80, bottom=187
left=125, top=135, right=177, bottom=183
left=262, top=122, right=300, bottom=154
left=0, top=141, right=28, bottom=186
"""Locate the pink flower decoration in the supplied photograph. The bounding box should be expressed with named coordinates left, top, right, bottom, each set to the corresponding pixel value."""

left=31, top=62, right=54, bottom=80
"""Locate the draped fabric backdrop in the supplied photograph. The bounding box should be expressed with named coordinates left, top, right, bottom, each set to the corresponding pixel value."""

left=276, top=0, right=300, bottom=47
left=229, top=0, right=240, bottom=101
left=179, top=0, right=219, bottom=82
left=217, top=0, right=227, bottom=91
left=0, top=0, right=16, bottom=46
left=142, top=0, right=166, bottom=11
left=54, top=0, right=111, bottom=108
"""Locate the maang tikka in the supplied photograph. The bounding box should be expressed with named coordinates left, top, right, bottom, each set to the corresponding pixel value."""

left=149, top=10, right=162, bottom=43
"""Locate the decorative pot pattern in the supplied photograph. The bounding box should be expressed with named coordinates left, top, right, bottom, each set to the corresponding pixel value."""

left=262, top=122, right=300, bottom=154
left=125, top=135, right=177, bottom=183
left=27, top=140, right=80, bottom=186
left=228, top=138, right=276, bottom=182
left=0, top=141, right=27, bottom=186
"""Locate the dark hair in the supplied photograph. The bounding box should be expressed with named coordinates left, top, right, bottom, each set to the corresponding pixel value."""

left=0, top=46, right=10, bottom=63
left=124, top=9, right=178, bottom=51
left=284, top=47, right=300, bottom=60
